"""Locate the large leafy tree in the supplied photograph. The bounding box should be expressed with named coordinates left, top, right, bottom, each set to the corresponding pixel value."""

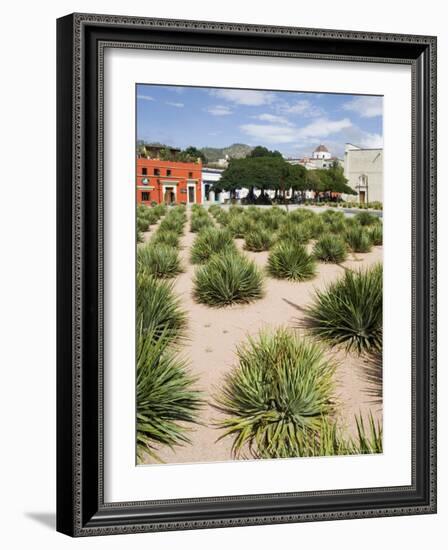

left=216, top=156, right=307, bottom=202
left=181, top=146, right=208, bottom=163
left=306, top=164, right=356, bottom=199
left=249, top=146, right=282, bottom=158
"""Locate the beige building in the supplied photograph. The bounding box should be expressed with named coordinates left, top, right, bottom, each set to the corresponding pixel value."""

left=343, top=143, right=383, bottom=204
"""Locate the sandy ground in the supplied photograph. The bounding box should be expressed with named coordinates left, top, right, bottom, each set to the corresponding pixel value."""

left=140, top=211, right=383, bottom=464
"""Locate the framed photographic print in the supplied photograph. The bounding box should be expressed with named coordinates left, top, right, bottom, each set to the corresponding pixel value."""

left=56, top=13, right=437, bottom=536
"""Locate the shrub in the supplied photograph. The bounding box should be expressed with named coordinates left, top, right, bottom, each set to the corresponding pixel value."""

left=345, top=225, right=372, bottom=253
left=214, top=328, right=335, bottom=458
left=244, top=227, right=273, bottom=252
left=320, top=209, right=345, bottom=223
left=152, top=204, right=167, bottom=217
left=313, top=234, right=348, bottom=263
left=277, top=222, right=311, bottom=245
left=137, top=230, right=144, bottom=243
left=208, top=204, right=222, bottom=217
left=137, top=243, right=183, bottom=279
left=151, top=230, right=180, bottom=249
left=136, top=273, right=187, bottom=342
left=260, top=210, right=285, bottom=231
left=137, top=217, right=149, bottom=232
left=190, top=215, right=214, bottom=233
left=267, top=242, right=316, bottom=281
left=159, top=217, right=184, bottom=235
left=190, top=227, right=236, bottom=264
left=136, top=327, right=202, bottom=462
left=228, top=216, right=252, bottom=238
left=289, top=208, right=316, bottom=224
left=215, top=210, right=230, bottom=227
left=323, top=218, right=346, bottom=234
left=193, top=250, right=264, bottom=307
left=369, top=223, right=383, bottom=245
left=304, top=263, right=383, bottom=354
left=303, top=217, right=325, bottom=239
left=354, top=211, right=379, bottom=226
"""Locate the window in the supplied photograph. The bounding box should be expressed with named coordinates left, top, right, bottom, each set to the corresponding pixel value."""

left=142, top=167, right=147, bottom=175
left=141, top=191, right=150, bottom=201
left=167, top=169, right=172, bottom=176
left=188, top=172, right=193, bottom=178
left=154, top=168, right=160, bottom=176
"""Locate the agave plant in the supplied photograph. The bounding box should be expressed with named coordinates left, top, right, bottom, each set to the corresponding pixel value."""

left=228, top=215, right=252, bottom=238
left=303, top=217, right=325, bottom=239
left=288, top=208, right=316, bottom=224
left=158, top=217, right=185, bottom=235
left=151, top=229, right=180, bottom=249
left=136, top=273, right=187, bottom=343
left=244, top=227, right=273, bottom=252
left=276, top=222, right=311, bottom=245
left=137, top=217, right=150, bottom=232
left=268, top=412, right=383, bottom=458
left=267, top=242, right=316, bottom=281
left=193, top=249, right=264, bottom=307
left=354, top=211, right=380, bottom=226
left=149, top=204, right=166, bottom=219
left=190, top=215, right=214, bottom=233
left=190, top=227, right=236, bottom=264
left=304, top=263, right=383, bottom=354
left=136, top=325, right=202, bottom=462
left=137, top=243, right=183, bottom=278
left=214, top=328, right=335, bottom=459
left=345, top=225, right=372, bottom=253
left=368, top=223, right=383, bottom=245
left=313, top=234, right=348, bottom=263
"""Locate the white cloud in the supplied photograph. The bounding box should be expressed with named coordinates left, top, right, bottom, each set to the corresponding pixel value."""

left=358, top=132, right=383, bottom=148
left=296, top=117, right=352, bottom=139
left=278, top=99, right=323, bottom=117
left=165, top=101, right=184, bottom=108
left=210, top=89, right=275, bottom=106
left=343, top=96, right=383, bottom=118
left=205, top=105, right=233, bottom=116
left=239, top=123, right=298, bottom=143
left=137, top=94, right=154, bottom=101
left=253, top=113, right=291, bottom=125
left=240, top=117, right=353, bottom=145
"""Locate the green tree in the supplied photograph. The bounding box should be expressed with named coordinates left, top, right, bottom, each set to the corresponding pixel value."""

left=216, top=156, right=306, bottom=204
left=181, top=146, right=208, bottom=163
left=249, top=146, right=282, bottom=158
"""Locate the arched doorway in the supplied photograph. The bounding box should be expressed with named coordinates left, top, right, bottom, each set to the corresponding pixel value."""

left=164, top=187, right=175, bottom=204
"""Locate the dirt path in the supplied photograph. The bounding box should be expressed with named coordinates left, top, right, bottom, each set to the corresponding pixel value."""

left=144, top=212, right=383, bottom=464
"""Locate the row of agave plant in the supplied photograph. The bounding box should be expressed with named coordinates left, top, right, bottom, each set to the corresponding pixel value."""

left=136, top=202, right=383, bottom=462
left=136, top=204, right=203, bottom=462
left=136, top=202, right=167, bottom=242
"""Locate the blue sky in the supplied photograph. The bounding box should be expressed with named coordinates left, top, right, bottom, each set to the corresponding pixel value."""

left=136, top=84, right=383, bottom=159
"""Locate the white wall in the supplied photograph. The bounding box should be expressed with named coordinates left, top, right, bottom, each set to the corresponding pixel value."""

left=0, top=1, right=445, bottom=549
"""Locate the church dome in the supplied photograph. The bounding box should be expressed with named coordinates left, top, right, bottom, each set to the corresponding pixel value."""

left=314, top=144, right=329, bottom=153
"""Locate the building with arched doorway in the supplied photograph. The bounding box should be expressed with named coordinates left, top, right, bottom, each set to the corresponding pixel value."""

left=136, top=158, right=202, bottom=205
left=343, top=143, right=383, bottom=204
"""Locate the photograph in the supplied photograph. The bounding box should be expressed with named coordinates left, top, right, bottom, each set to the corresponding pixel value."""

left=135, top=84, right=384, bottom=465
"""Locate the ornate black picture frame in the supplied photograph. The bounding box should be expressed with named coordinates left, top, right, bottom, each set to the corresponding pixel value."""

left=56, top=13, right=437, bottom=537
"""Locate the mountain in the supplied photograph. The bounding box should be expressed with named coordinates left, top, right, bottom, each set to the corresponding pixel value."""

left=200, top=143, right=253, bottom=162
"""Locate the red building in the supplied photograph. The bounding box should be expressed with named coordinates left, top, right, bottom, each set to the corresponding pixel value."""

left=136, top=158, right=202, bottom=205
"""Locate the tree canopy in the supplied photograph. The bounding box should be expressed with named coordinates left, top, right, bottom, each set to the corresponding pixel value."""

left=215, top=154, right=354, bottom=200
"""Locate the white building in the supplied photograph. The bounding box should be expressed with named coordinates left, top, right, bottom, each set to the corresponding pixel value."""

left=287, top=144, right=343, bottom=171
left=343, top=143, right=383, bottom=204
left=201, top=167, right=226, bottom=203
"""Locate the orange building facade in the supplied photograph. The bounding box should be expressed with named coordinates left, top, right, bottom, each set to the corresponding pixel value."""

left=136, top=158, right=202, bottom=205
